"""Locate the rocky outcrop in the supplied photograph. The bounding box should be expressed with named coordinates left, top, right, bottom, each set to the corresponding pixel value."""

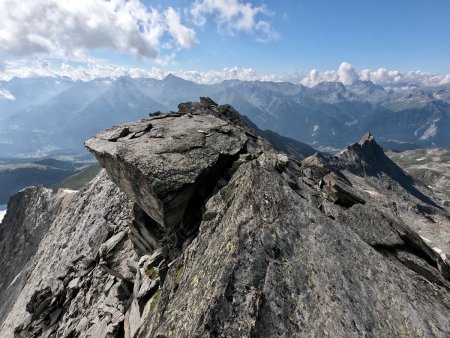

left=387, top=147, right=450, bottom=207
left=85, top=104, right=248, bottom=253
left=2, top=98, right=450, bottom=337
left=323, top=133, right=450, bottom=265
left=0, top=172, right=133, bottom=337
left=0, top=187, right=67, bottom=326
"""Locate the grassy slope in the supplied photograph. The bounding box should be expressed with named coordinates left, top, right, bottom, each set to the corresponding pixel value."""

left=55, top=163, right=102, bottom=190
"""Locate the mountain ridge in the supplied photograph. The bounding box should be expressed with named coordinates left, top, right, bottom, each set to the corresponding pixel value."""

left=1, top=76, right=449, bottom=158
left=1, top=99, right=450, bottom=337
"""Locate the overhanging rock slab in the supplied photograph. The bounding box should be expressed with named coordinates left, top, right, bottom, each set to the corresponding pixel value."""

left=85, top=113, right=248, bottom=230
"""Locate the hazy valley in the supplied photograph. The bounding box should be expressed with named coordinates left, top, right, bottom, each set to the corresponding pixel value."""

left=1, top=75, right=449, bottom=160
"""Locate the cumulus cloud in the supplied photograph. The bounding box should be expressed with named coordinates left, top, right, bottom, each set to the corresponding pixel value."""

left=359, top=68, right=403, bottom=85
left=301, top=62, right=450, bottom=88
left=301, top=69, right=337, bottom=87
left=164, top=7, right=197, bottom=49
left=191, top=0, right=277, bottom=42
left=0, top=0, right=196, bottom=59
left=301, top=62, right=358, bottom=86
left=337, top=62, right=358, bottom=86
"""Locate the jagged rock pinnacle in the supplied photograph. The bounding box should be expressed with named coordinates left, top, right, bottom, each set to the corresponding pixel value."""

left=359, top=131, right=374, bottom=145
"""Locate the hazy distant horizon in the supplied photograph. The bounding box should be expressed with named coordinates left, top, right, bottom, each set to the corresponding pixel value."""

left=1, top=62, right=450, bottom=91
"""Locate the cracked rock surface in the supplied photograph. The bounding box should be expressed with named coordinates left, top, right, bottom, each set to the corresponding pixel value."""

left=1, top=98, right=450, bottom=337
left=85, top=109, right=248, bottom=238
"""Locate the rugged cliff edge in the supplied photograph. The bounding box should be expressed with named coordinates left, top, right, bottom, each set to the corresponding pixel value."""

left=1, top=98, right=450, bottom=337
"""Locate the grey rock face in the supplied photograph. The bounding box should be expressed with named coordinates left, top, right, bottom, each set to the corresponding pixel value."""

left=323, top=134, right=450, bottom=265
left=0, top=187, right=67, bottom=325
left=387, top=147, right=450, bottom=206
left=2, top=98, right=450, bottom=337
left=0, top=172, right=133, bottom=337
left=137, top=152, right=450, bottom=338
left=85, top=107, right=248, bottom=249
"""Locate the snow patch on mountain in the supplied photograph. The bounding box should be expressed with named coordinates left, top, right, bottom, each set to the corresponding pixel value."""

left=420, top=123, right=438, bottom=140
left=0, top=210, right=6, bottom=223
left=312, top=124, right=320, bottom=136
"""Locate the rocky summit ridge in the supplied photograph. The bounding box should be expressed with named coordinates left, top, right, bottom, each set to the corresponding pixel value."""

left=1, top=98, right=450, bottom=337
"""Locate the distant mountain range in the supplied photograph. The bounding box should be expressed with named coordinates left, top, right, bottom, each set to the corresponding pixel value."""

left=1, top=74, right=449, bottom=157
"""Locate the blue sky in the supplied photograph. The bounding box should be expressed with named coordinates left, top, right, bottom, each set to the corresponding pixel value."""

left=1, top=0, right=450, bottom=84
left=105, top=0, right=450, bottom=73
left=178, top=0, right=450, bottom=73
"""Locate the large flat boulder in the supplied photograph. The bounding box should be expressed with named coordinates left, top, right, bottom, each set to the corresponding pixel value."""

left=85, top=112, right=247, bottom=230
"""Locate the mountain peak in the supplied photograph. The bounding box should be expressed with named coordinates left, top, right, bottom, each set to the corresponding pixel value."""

left=359, top=131, right=374, bottom=145
left=345, top=131, right=382, bottom=156
left=337, top=132, right=402, bottom=179
left=164, top=73, right=177, bottom=79
left=357, top=131, right=383, bottom=156
left=332, top=132, right=442, bottom=208
left=163, top=73, right=185, bottom=82
left=314, top=81, right=346, bottom=91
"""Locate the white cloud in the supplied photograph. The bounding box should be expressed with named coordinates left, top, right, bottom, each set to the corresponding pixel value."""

left=0, top=88, right=16, bottom=100
left=337, top=62, right=358, bottom=86
left=0, top=59, right=167, bottom=81
left=0, top=59, right=285, bottom=84
left=191, top=0, right=277, bottom=41
left=359, top=68, right=450, bottom=87
left=301, top=62, right=450, bottom=88
left=2, top=59, right=450, bottom=89
left=301, top=62, right=358, bottom=86
left=176, top=66, right=281, bottom=84
left=402, top=71, right=450, bottom=87
left=164, top=8, right=197, bottom=49
left=360, top=68, right=403, bottom=85
left=301, top=69, right=337, bottom=87
left=0, top=0, right=196, bottom=59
